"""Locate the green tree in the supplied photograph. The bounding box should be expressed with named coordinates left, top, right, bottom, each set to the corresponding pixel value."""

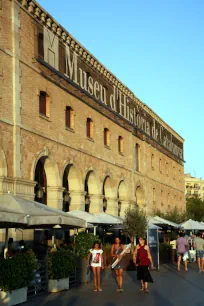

left=154, top=206, right=187, bottom=224
left=186, top=197, right=204, bottom=221
left=123, top=206, right=148, bottom=243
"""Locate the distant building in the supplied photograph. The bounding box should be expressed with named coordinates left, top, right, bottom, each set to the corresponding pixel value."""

left=185, top=174, right=204, bottom=200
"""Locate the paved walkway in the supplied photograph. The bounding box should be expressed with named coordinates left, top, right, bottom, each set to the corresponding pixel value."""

left=25, top=263, right=204, bottom=306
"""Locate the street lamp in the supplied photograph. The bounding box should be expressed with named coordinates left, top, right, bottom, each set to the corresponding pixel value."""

left=63, top=190, right=70, bottom=212
left=103, top=197, right=107, bottom=212
left=85, top=195, right=90, bottom=212
left=36, top=185, right=44, bottom=199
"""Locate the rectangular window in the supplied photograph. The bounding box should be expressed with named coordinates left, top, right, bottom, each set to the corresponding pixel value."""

left=87, top=120, right=91, bottom=138
left=39, top=91, right=47, bottom=116
left=135, top=144, right=140, bottom=172
left=65, top=107, right=71, bottom=128
left=38, top=32, right=44, bottom=59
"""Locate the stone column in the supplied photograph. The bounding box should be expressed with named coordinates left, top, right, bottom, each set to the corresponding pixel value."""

left=47, top=186, right=64, bottom=210
left=89, top=194, right=104, bottom=214
left=119, top=201, right=130, bottom=217
left=69, top=191, right=86, bottom=211
left=106, top=198, right=119, bottom=216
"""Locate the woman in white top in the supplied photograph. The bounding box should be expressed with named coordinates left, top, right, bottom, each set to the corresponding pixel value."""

left=88, top=241, right=104, bottom=291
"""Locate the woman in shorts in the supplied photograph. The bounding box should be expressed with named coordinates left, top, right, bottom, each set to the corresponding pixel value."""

left=88, top=241, right=104, bottom=292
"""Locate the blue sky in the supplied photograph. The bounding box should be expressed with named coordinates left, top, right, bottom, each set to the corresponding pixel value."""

left=38, top=0, right=204, bottom=178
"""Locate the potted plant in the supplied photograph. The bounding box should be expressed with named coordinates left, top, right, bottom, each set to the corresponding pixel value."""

left=75, top=232, right=100, bottom=283
left=159, top=242, right=172, bottom=263
left=48, top=250, right=76, bottom=292
left=0, top=253, right=38, bottom=306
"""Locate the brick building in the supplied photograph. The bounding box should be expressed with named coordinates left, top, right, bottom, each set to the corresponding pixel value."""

left=0, top=0, right=185, bottom=239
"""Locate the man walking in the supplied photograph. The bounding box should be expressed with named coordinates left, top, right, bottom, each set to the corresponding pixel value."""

left=194, top=232, right=204, bottom=273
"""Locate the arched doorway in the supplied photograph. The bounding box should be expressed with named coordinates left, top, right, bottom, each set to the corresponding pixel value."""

left=0, top=147, right=7, bottom=177
left=135, top=186, right=145, bottom=207
left=84, top=170, right=100, bottom=213
left=102, top=176, right=114, bottom=212
left=62, top=164, right=82, bottom=212
left=118, top=181, right=128, bottom=216
left=33, top=155, right=60, bottom=208
left=34, top=157, right=47, bottom=204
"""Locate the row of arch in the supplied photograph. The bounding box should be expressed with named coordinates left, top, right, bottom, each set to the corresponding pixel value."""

left=0, top=147, right=145, bottom=215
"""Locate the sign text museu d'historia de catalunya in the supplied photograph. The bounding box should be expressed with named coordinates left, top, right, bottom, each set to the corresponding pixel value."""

left=42, top=26, right=183, bottom=160
left=64, top=46, right=183, bottom=160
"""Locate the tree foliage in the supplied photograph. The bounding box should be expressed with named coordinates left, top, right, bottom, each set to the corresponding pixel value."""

left=186, top=197, right=204, bottom=222
left=154, top=197, right=204, bottom=223
left=153, top=206, right=187, bottom=224
left=123, top=206, right=148, bottom=241
left=0, top=253, right=38, bottom=292
left=48, top=250, right=77, bottom=279
left=75, top=232, right=100, bottom=258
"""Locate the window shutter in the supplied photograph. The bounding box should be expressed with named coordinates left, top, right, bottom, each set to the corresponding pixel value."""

left=38, top=33, right=44, bottom=58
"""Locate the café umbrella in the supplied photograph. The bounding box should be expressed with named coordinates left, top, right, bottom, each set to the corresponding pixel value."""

left=0, top=193, right=87, bottom=257
left=180, top=219, right=204, bottom=231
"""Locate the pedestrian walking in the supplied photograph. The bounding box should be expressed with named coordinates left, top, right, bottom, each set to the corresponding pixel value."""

left=176, top=232, right=188, bottom=272
left=133, top=237, right=154, bottom=293
left=111, top=237, right=125, bottom=292
left=194, top=232, right=204, bottom=273
left=88, top=241, right=104, bottom=292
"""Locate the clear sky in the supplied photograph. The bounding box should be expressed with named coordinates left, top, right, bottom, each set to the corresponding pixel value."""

left=38, top=0, right=204, bottom=178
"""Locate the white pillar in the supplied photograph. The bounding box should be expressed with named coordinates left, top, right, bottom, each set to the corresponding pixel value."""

left=69, top=191, right=86, bottom=211
left=106, top=198, right=119, bottom=216
left=89, top=194, right=104, bottom=214
left=120, top=201, right=130, bottom=217
left=47, top=186, right=64, bottom=210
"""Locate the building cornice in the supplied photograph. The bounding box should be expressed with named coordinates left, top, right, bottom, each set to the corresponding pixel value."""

left=16, top=0, right=184, bottom=143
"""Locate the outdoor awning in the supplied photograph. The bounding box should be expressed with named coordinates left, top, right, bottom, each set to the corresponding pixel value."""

left=149, top=216, right=179, bottom=228
left=0, top=194, right=87, bottom=229
left=94, top=212, right=122, bottom=225
left=180, top=219, right=204, bottom=230
left=67, top=210, right=122, bottom=225
left=0, top=210, right=27, bottom=228
left=67, top=210, right=101, bottom=224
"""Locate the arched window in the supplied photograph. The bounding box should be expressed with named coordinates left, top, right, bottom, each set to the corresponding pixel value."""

left=39, top=91, right=50, bottom=117
left=151, top=154, right=155, bottom=170
left=65, top=106, right=74, bottom=129
left=104, top=128, right=110, bottom=147
left=118, top=136, right=124, bottom=154
left=135, top=143, right=140, bottom=172
left=86, top=118, right=94, bottom=139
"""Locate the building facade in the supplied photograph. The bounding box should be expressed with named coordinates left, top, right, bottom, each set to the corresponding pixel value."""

left=185, top=174, right=204, bottom=200
left=0, top=0, right=185, bottom=233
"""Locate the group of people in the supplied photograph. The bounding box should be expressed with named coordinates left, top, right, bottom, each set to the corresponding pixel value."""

left=176, top=231, right=204, bottom=272
left=88, top=237, right=154, bottom=293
